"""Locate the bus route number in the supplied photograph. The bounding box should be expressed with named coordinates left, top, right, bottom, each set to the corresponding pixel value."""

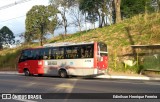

left=85, top=60, right=91, bottom=62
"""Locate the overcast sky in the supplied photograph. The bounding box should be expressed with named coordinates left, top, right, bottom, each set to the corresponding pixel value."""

left=0, top=0, right=96, bottom=42
left=0, top=0, right=49, bottom=41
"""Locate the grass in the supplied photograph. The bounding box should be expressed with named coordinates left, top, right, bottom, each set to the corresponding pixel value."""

left=0, top=13, right=160, bottom=73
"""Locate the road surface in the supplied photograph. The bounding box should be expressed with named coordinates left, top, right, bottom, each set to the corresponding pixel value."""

left=0, top=74, right=160, bottom=102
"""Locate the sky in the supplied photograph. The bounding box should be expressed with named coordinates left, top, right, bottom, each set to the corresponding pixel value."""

left=0, top=0, right=49, bottom=41
left=0, top=0, right=97, bottom=43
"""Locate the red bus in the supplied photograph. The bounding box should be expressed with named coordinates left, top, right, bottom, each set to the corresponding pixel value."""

left=18, top=41, right=108, bottom=78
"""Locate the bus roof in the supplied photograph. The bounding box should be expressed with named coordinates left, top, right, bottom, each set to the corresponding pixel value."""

left=22, top=41, right=107, bottom=50
left=43, top=41, right=95, bottom=47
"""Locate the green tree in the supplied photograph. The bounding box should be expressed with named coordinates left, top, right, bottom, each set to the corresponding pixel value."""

left=25, top=5, right=58, bottom=46
left=0, top=26, right=15, bottom=49
left=79, top=0, right=109, bottom=28
left=153, top=0, right=160, bottom=12
left=79, top=0, right=99, bottom=28
left=158, top=0, right=160, bottom=11
left=121, top=0, right=154, bottom=18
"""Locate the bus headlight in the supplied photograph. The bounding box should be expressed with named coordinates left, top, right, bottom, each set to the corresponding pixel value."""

left=38, top=61, right=42, bottom=65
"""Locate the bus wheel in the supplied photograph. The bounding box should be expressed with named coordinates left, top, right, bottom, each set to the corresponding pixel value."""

left=59, top=70, right=67, bottom=78
left=24, top=69, right=30, bottom=76
left=38, top=74, right=43, bottom=77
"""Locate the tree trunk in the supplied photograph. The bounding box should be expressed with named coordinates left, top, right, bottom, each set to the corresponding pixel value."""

left=0, top=43, right=3, bottom=50
left=40, top=25, right=44, bottom=46
left=60, top=8, right=67, bottom=36
left=63, top=11, right=67, bottom=36
left=84, top=13, right=87, bottom=32
left=108, top=0, right=113, bottom=25
left=114, top=0, right=121, bottom=23
left=101, top=13, right=105, bottom=26
left=78, top=23, right=81, bottom=32
left=39, top=33, right=43, bottom=46
left=98, top=13, right=102, bottom=28
left=40, top=38, right=43, bottom=46
left=64, top=20, right=67, bottom=36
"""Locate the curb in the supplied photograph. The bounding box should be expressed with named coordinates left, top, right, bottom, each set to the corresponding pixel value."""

left=0, top=71, right=19, bottom=74
left=96, top=75, right=160, bottom=81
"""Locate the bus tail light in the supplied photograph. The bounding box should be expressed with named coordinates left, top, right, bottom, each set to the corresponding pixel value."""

left=100, top=57, right=103, bottom=61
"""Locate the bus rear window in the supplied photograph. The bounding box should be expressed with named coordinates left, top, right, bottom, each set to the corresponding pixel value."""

left=98, top=42, right=107, bottom=52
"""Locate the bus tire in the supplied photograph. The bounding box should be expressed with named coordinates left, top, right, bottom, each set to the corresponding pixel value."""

left=59, top=70, right=67, bottom=78
left=38, top=74, right=43, bottom=77
left=24, top=69, right=30, bottom=76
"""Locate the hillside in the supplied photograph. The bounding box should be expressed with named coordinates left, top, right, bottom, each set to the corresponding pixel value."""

left=0, top=13, right=160, bottom=73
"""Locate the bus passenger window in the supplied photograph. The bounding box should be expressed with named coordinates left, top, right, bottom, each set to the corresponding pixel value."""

left=43, top=48, right=49, bottom=60
left=81, top=45, right=93, bottom=58
left=65, top=47, right=72, bottom=59
left=81, top=53, right=85, bottom=58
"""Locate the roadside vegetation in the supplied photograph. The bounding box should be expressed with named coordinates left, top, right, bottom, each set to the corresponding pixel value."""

left=0, top=13, right=160, bottom=73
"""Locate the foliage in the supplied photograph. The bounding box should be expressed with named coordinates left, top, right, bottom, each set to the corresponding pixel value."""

left=1, top=13, right=160, bottom=73
left=79, top=0, right=109, bottom=27
left=121, top=0, right=154, bottom=18
left=25, top=5, right=58, bottom=46
left=0, top=26, right=15, bottom=49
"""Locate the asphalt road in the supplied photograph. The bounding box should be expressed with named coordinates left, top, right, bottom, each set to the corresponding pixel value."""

left=0, top=74, right=160, bottom=102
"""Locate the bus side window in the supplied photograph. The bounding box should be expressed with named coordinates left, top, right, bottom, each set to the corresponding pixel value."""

left=51, top=48, right=56, bottom=59
left=43, top=48, right=49, bottom=60
left=72, top=46, right=79, bottom=58
left=50, top=47, right=64, bottom=59
left=65, top=47, right=72, bottom=59
left=86, top=45, right=93, bottom=58
left=33, top=50, right=40, bottom=60
left=32, top=50, right=37, bottom=60
left=27, top=50, right=33, bottom=60
left=81, top=45, right=93, bottom=58
left=77, top=47, right=81, bottom=58
left=37, top=50, right=39, bottom=59
left=59, top=47, right=64, bottom=59
left=54, top=48, right=59, bottom=59
left=81, top=46, right=86, bottom=58
left=39, top=49, right=44, bottom=60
